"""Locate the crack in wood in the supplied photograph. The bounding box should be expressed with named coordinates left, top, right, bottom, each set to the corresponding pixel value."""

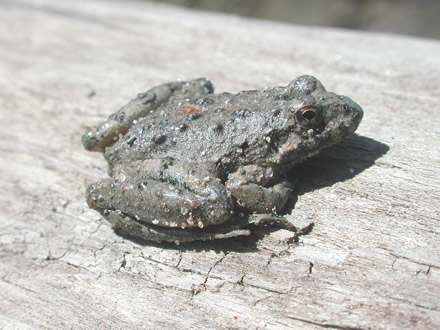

left=287, top=315, right=363, bottom=330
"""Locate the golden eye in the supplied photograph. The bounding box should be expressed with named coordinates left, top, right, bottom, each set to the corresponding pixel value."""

left=294, top=106, right=322, bottom=128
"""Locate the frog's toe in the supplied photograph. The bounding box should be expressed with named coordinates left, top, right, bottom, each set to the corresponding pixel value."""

left=85, top=180, right=111, bottom=212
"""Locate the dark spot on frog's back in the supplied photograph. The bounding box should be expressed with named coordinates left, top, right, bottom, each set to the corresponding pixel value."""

left=232, top=109, right=252, bottom=118
left=196, top=97, right=214, bottom=106
left=152, top=133, right=166, bottom=144
left=126, top=135, right=137, bottom=147
left=188, top=113, right=202, bottom=120
left=211, top=123, right=224, bottom=132
left=138, top=181, right=148, bottom=191
left=271, top=108, right=281, bottom=116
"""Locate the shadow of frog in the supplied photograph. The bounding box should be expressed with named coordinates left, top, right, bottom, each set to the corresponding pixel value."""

left=287, top=133, right=389, bottom=198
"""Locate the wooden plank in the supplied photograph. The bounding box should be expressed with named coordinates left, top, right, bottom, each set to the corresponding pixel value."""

left=1, top=0, right=439, bottom=328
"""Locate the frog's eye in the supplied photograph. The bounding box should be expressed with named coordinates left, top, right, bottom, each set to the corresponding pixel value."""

left=294, top=106, right=322, bottom=128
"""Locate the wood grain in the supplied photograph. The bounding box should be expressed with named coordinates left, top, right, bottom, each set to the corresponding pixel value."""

left=1, top=0, right=439, bottom=328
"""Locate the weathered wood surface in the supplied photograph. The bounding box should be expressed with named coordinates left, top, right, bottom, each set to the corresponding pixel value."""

left=1, top=0, right=439, bottom=328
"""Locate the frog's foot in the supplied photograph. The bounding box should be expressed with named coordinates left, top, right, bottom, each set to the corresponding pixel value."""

left=104, top=210, right=251, bottom=243
left=226, top=165, right=295, bottom=214
left=238, top=214, right=314, bottom=244
left=246, top=214, right=296, bottom=231
left=82, top=78, right=213, bottom=152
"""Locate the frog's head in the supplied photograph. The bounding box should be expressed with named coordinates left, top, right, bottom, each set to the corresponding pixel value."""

left=269, top=75, right=363, bottom=166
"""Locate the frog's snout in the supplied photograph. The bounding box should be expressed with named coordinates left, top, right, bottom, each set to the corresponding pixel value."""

left=335, top=96, right=364, bottom=135
left=346, top=101, right=364, bottom=134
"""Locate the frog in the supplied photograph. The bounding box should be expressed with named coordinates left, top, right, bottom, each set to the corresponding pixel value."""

left=82, top=75, right=363, bottom=243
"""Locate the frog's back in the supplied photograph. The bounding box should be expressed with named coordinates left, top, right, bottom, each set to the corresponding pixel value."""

left=104, top=90, right=289, bottom=174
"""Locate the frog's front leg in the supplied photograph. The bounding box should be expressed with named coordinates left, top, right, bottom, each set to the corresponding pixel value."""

left=226, top=165, right=296, bottom=231
left=86, top=159, right=250, bottom=242
left=82, top=78, right=213, bottom=152
left=226, top=165, right=294, bottom=214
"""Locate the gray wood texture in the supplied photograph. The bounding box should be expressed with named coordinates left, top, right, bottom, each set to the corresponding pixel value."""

left=1, top=0, right=439, bottom=328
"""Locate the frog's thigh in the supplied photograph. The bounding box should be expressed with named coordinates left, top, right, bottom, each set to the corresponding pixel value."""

left=226, top=165, right=294, bottom=213
left=82, top=78, right=214, bottom=152
left=87, top=160, right=234, bottom=229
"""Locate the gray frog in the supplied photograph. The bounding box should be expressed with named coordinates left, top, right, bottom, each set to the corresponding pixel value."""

left=82, top=76, right=363, bottom=243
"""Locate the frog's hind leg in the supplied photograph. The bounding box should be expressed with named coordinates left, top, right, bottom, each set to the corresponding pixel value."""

left=82, top=78, right=213, bottom=152
left=86, top=173, right=249, bottom=243
left=86, top=158, right=246, bottom=242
